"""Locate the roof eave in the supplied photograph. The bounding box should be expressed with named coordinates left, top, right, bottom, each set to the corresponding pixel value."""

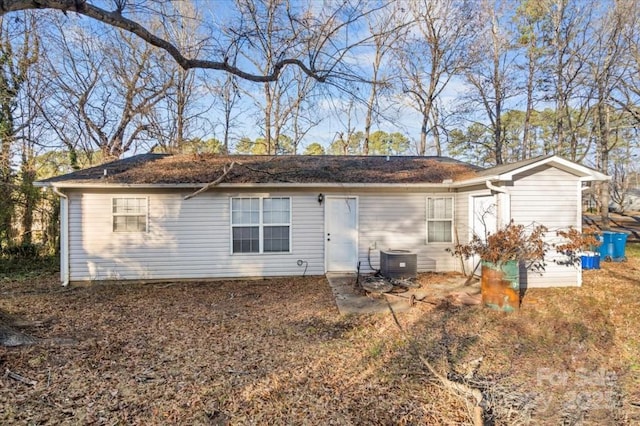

left=494, top=156, right=610, bottom=182
left=35, top=181, right=202, bottom=189
left=451, top=175, right=499, bottom=188
left=39, top=181, right=461, bottom=190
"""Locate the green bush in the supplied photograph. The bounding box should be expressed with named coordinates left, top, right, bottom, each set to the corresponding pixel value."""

left=1, top=242, right=41, bottom=259
left=0, top=255, right=58, bottom=279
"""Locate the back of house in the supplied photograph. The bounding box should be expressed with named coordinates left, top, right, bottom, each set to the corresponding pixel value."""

left=35, top=154, right=608, bottom=288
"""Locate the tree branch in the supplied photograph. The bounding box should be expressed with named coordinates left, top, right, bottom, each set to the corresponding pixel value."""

left=184, top=161, right=235, bottom=200
left=1, top=0, right=329, bottom=83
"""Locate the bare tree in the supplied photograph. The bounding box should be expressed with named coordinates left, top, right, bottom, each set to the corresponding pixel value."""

left=0, top=12, right=38, bottom=248
left=43, top=17, right=173, bottom=161
left=207, top=74, right=243, bottom=154
left=146, top=1, right=213, bottom=153
left=544, top=0, right=593, bottom=160
left=612, top=1, right=640, bottom=127
left=1, top=0, right=386, bottom=86
left=287, top=73, right=322, bottom=154
left=398, top=0, right=475, bottom=156
left=236, top=0, right=318, bottom=155
left=582, top=1, right=634, bottom=226
left=609, top=132, right=638, bottom=212
left=261, top=68, right=317, bottom=155
left=361, top=4, right=408, bottom=155
left=16, top=32, right=52, bottom=246
left=514, top=0, right=549, bottom=160
left=463, top=0, right=518, bottom=165
left=327, top=96, right=360, bottom=155
left=1, top=1, right=412, bottom=159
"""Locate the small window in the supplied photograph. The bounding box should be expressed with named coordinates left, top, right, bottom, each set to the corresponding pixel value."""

left=231, top=197, right=291, bottom=253
left=113, top=197, right=147, bottom=232
left=427, top=197, right=453, bottom=243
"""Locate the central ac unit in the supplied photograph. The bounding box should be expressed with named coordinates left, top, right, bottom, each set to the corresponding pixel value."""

left=380, top=250, right=417, bottom=279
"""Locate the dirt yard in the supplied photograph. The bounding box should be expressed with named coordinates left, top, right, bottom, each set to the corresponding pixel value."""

left=1, top=251, right=639, bottom=425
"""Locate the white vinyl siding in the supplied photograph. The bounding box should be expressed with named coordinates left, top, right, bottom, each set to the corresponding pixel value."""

left=67, top=191, right=321, bottom=281
left=62, top=167, right=583, bottom=286
left=67, top=190, right=462, bottom=281
left=112, top=197, right=147, bottom=232
left=509, top=165, right=582, bottom=288
left=426, top=197, right=453, bottom=243
left=231, top=197, right=291, bottom=254
left=358, top=193, right=461, bottom=273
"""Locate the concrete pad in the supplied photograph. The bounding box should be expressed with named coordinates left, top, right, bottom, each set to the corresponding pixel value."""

left=325, top=272, right=408, bottom=314
left=325, top=272, right=481, bottom=315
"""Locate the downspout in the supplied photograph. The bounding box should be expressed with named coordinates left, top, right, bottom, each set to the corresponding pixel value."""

left=577, top=184, right=591, bottom=287
left=580, top=184, right=591, bottom=225
left=485, top=180, right=510, bottom=227
left=51, top=186, right=70, bottom=287
left=485, top=180, right=507, bottom=194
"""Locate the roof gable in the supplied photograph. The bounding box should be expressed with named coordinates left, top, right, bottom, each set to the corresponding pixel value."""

left=478, top=155, right=609, bottom=182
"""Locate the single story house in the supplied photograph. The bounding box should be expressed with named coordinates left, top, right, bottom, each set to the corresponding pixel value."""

left=611, top=188, right=640, bottom=213
left=35, top=154, right=609, bottom=287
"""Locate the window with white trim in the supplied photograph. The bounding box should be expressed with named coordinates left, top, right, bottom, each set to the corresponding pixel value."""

left=426, top=197, right=453, bottom=243
left=231, top=197, right=291, bottom=253
left=112, top=197, right=147, bottom=232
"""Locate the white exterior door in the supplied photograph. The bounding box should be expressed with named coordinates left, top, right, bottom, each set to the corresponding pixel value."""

left=326, top=197, right=358, bottom=272
left=470, top=195, right=498, bottom=273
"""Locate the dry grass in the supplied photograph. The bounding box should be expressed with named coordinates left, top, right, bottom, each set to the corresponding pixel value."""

left=1, top=255, right=639, bottom=424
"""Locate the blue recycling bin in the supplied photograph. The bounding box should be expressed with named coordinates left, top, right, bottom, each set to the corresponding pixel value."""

left=598, top=231, right=629, bottom=262
left=598, top=231, right=614, bottom=259
left=581, top=252, right=601, bottom=270
left=612, top=232, right=628, bottom=260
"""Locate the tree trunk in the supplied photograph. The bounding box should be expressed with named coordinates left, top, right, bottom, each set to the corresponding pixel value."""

left=20, top=154, right=37, bottom=246
left=419, top=114, right=428, bottom=156
left=522, top=51, right=535, bottom=160
left=364, top=38, right=383, bottom=156
left=364, top=84, right=376, bottom=156
left=175, top=69, right=187, bottom=151
left=0, top=100, right=14, bottom=246
left=431, top=106, right=442, bottom=156
left=264, top=83, right=273, bottom=155
left=491, top=9, right=503, bottom=165
left=433, top=125, right=442, bottom=157
left=597, top=97, right=611, bottom=228
left=223, top=110, right=230, bottom=155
